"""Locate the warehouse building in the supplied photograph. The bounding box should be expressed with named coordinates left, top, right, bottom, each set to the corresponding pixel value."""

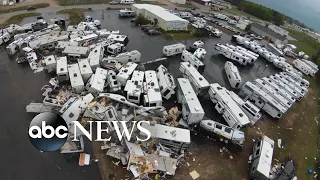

left=131, top=4, right=189, bottom=31
left=251, top=23, right=288, bottom=45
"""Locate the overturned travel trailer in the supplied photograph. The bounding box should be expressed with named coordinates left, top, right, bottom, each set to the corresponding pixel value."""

left=176, top=78, right=204, bottom=125
left=106, top=70, right=121, bottom=93
left=224, top=61, right=242, bottom=89
left=179, top=62, right=209, bottom=96
left=117, top=62, right=138, bottom=86
left=56, top=57, right=69, bottom=82
left=200, top=119, right=245, bottom=147
left=68, top=63, right=85, bottom=93
left=107, top=34, right=129, bottom=46
left=208, top=83, right=250, bottom=129
left=143, top=70, right=162, bottom=107
left=124, top=70, right=145, bottom=104
left=78, top=58, right=93, bottom=83
left=86, top=67, right=108, bottom=94
left=181, top=50, right=205, bottom=74
left=155, top=65, right=176, bottom=100
left=88, top=45, right=104, bottom=71
left=106, top=50, right=141, bottom=64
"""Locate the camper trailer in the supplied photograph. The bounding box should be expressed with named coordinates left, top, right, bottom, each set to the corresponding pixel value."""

left=61, top=46, right=90, bottom=60
left=272, top=74, right=306, bottom=99
left=124, top=70, right=145, bottom=104
left=107, top=70, right=121, bottom=92
left=140, top=123, right=190, bottom=151
left=117, top=62, right=138, bottom=86
left=282, top=71, right=309, bottom=88
left=176, top=78, right=204, bottom=125
left=280, top=73, right=308, bottom=93
left=224, top=61, right=242, bottom=89
left=106, top=43, right=125, bottom=55
left=162, top=43, right=186, bottom=57
left=68, top=64, right=85, bottom=93
left=215, top=44, right=250, bottom=65
left=107, top=34, right=129, bottom=46
left=6, top=38, right=25, bottom=55
left=181, top=50, right=205, bottom=74
left=293, top=59, right=316, bottom=76
left=86, top=67, right=108, bottom=94
left=249, top=136, right=274, bottom=180
left=240, top=81, right=287, bottom=118
left=44, top=55, right=56, bottom=73
left=78, top=59, right=93, bottom=83
left=119, top=9, right=136, bottom=17
left=56, top=57, right=69, bottom=82
left=200, top=119, right=245, bottom=146
left=261, top=77, right=296, bottom=104
left=193, top=48, right=207, bottom=59
left=155, top=65, right=176, bottom=100
left=302, top=59, right=319, bottom=73
left=225, top=44, right=258, bottom=64
left=0, top=29, right=11, bottom=45
left=268, top=75, right=302, bottom=101
left=208, top=83, right=250, bottom=129
left=106, top=50, right=141, bottom=64
left=228, top=91, right=262, bottom=125
left=88, top=45, right=104, bottom=71
left=192, top=41, right=204, bottom=49
left=179, top=62, right=209, bottom=96
left=143, top=70, right=162, bottom=107
left=70, top=34, right=98, bottom=45
left=253, top=79, right=292, bottom=110
left=55, top=41, right=79, bottom=52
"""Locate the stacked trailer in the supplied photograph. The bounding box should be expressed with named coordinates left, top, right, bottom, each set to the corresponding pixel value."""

left=68, top=64, right=85, bottom=93
left=155, top=65, right=176, bottom=100
left=116, top=62, right=138, bottom=86
left=143, top=70, right=162, bottom=107
left=181, top=50, right=205, bottom=74
left=124, top=70, right=145, bottom=104
left=78, top=59, right=93, bottom=83
left=86, top=67, right=108, bottom=94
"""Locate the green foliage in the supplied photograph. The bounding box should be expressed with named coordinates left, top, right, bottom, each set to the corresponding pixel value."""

left=134, top=15, right=151, bottom=26
left=237, top=1, right=284, bottom=25
left=57, top=8, right=88, bottom=25
left=194, top=28, right=210, bottom=37
left=175, top=2, right=197, bottom=9
left=245, top=24, right=251, bottom=32
left=0, top=3, right=50, bottom=14
left=57, top=0, right=107, bottom=6
left=0, top=12, right=40, bottom=28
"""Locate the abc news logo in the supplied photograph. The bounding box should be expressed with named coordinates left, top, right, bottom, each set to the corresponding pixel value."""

left=28, top=112, right=151, bottom=152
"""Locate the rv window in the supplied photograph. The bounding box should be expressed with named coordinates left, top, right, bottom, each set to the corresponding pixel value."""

left=255, top=149, right=260, bottom=156
left=150, top=103, right=156, bottom=107
left=108, top=110, right=113, bottom=118
left=207, top=122, right=212, bottom=126
left=216, top=124, right=222, bottom=129
left=224, top=127, right=231, bottom=133
left=182, top=55, right=184, bottom=59
left=257, top=141, right=261, bottom=147
left=163, top=89, right=170, bottom=96
left=228, top=75, right=231, bottom=79
left=129, top=95, right=139, bottom=100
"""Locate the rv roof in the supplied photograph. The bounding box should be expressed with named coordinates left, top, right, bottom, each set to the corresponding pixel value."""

left=62, top=45, right=89, bottom=55
left=142, top=123, right=191, bottom=143
left=177, top=78, right=204, bottom=114
left=44, top=55, right=56, bottom=65
left=56, top=57, right=68, bottom=74
left=145, top=70, right=160, bottom=90
left=91, top=67, right=108, bottom=91
left=181, top=62, right=209, bottom=88
left=257, top=135, right=274, bottom=178
left=78, top=59, right=93, bottom=75
left=225, top=61, right=241, bottom=80
left=68, top=64, right=84, bottom=87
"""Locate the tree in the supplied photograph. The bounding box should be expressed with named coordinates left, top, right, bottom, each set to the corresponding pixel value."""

left=245, top=24, right=252, bottom=32
left=273, top=11, right=284, bottom=26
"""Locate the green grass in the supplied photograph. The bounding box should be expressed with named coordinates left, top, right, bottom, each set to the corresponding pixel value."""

left=0, top=12, right=40, bottom=28
left=135, top=0, right=166, bottom=5
left=175, top=2, right=197, bottom=9
left=222, top=6, right=261, bottom=20
left=57, top=0, right=109, bottom=6
left=57, top=8, right=89, bottom=25
left=163, top=31, right=195, bottom=40
left=0, top=3, right=50, bottom=14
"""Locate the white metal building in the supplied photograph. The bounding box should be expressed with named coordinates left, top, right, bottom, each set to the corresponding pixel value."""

left=131, top=4, right=189, bottom=31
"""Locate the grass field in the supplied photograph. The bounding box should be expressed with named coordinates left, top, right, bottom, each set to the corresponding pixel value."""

left=0, top=3, right=49, bottom=14
left=0, top=12, right=40, bottom=28
left=57, top=0, right=108, bottom=6
left=175, top=2, right=197, bottom=9
left=135, top=0, right=166, bottom=5
left=57, top=8, right=89, bottom=25
left=222, top=6, right=260, bottom=20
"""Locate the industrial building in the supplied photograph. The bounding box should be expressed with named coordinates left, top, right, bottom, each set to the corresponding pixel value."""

left=251, top=23, right=288, bottom=45
left=267, top=24, right=289, bottom=37
left=131, top=4, right=189, bottom=31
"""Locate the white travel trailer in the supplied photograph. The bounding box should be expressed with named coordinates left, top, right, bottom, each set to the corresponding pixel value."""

left=68, top=64, right=85, bottom=93
left=88, top=45, right=104, bottom=71
left=181, top=50, right=205, bottom=74
left=106, top=43, right=125, bottom=55
left=192, top=41, right=204, bottom=49
left=143, top=70, right=162, bottom=107
left=86, top=67, right=108, bottom=94
left=107, top=34, right=129, bottom=46
left=281, top=74, right=308, bottom=95
left=179, top=62, right=209, bottom=96
left=70, top=34, right=98, bottom=45
left=107, top=50, right=141, bottom=64
left=200, top=119, right=245, bottom=146
left=61, top=46, right=90, bottom=60
left=208, top=83, right=250, bottom=129
left=193, top=48, right=207, bottom=59
left=119, top=9, right=136, bottom=17
left=225, top=44, right=258, bottom=64
left=0, top=29, right=10, bottom=45
left=211, top=29, right=222, bottom=37
left=215, top=44, right=250, bottom=65
left=44, top=55, right=56, bottom=73
left=176, top=78, right=204, bottom=125
left=272, top=74, right=306, bottom=98
left=116, top=62, right=138, bottom=86
left=253, top=79, right=292, bottom=110
left=120, top=0, right=134, bottom=4
left=268, top=75, right=302, bottom=101
left=282, top=71, right=309, bottom=88
left=293, top=59, right=316, bottom=76
left=240, top=81, right=286, bottom=119
left=124, top=70, right=145, bottom=104
left=156, top=65, right=176, bottom=100
left=56, top=57, right=69, bottom=82
left=55, top=41, right=79, bottom=52
left=107, top=70, right=121, bottom=92
left=162, top=43, right=186, bottom=57
left=224, top=61, right=242, bottom=89
left=6, top=38, right=25, bottom=55
left=261, top=77, right=296, bottom=104
left=249, top=135, right=274, bottom=180
left=302, top=59, right=319, bottom=73
left=228, top=91, right=261, bottom=125
left=78, top=59, right=93, bottom=82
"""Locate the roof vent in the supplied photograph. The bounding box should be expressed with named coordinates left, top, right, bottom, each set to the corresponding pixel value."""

left=194, top=107, right=199, bottom=111
left=60, top=68, right=64, bottom=71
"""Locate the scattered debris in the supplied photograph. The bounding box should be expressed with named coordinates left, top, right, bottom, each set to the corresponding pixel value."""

left=189, top=170, right=200, bottom=180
